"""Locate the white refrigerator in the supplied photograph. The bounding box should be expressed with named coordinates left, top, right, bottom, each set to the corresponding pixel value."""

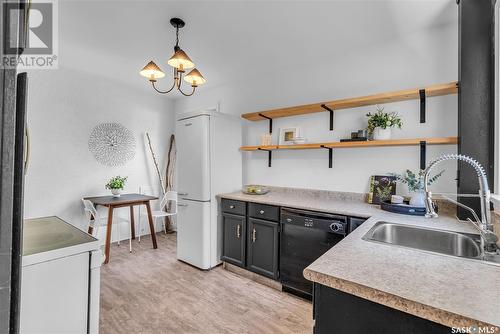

left=176, top=109, right=242, bottom=269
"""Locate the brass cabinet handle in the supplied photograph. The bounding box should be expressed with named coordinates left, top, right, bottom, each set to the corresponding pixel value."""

left=229, top=205, right=235, bottom=209
left=252, top=228, right=256, bottom=243
left=236, top=224, right=241, bottom=238
left=259, top=210, right=265, bottom=215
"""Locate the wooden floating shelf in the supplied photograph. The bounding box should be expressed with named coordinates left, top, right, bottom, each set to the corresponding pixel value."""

left=241, top=82, right=458, bottom=121
left=240, top=137, right=458, bottom=151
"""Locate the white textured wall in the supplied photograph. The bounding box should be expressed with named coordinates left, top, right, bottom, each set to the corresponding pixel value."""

left=174, top=24, right=459, bottom=196
left=24, top=67, right=174, bottom=240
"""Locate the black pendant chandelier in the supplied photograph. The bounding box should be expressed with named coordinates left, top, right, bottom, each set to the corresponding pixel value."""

left=140, top=18, right=206, bottom=96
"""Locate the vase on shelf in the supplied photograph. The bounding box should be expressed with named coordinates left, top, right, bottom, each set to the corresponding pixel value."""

left=409, top=190, right=426, bottom=207
left=110, top=188, right=122, bottom=197
left=373, top=127, right=392, bottom=140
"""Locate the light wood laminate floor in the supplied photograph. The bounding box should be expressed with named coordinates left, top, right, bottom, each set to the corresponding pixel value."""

left=100, top=233, right=313, bottom=334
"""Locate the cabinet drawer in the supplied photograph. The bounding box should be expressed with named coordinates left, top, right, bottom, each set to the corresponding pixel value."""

left=221, top=199, right=246, bottom=215
left=248, top=203, right=279, bottom=222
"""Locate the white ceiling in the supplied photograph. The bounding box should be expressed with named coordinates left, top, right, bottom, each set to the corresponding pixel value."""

left=59, top=0, right=457, bottom=98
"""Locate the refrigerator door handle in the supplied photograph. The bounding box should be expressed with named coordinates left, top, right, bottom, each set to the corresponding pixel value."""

left=24, top=125, right=30, bottom=174
left=178, top=203, right=188, bottom=207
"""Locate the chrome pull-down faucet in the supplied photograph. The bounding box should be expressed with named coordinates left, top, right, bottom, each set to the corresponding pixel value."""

left=423, top=154, right=498, bottom=254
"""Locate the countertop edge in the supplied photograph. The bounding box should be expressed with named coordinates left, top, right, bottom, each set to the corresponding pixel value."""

left=303, top=268, right=497, bottom=329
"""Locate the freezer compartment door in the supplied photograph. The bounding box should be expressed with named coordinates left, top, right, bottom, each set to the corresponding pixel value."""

left=176, top=200, right=211, bottom=269
left=176, top=115, right=210, bottom=201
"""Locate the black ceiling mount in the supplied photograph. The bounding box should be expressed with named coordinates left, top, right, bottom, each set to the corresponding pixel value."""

left=170, top=18, right=185, bottom=29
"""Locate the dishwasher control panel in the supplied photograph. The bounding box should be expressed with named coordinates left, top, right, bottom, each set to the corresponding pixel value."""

left=281, top=208, right=348, bottom=235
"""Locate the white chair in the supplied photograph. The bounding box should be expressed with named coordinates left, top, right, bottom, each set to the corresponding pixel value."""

left=140, top=191, right=178, bottom=237
left=82, top=199, right=133, bottom=253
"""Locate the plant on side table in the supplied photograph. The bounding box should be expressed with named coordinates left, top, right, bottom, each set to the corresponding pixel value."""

left=366, top=106, right=403, bottom=140
left=391, top=169, right=444, bottom=207
left=105, top=175, right=128, bottom=197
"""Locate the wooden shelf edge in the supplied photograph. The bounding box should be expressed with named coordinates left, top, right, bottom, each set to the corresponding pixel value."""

left=242, top=81, right=458, bottom=121
left=240, top=137, right=458, bottom=151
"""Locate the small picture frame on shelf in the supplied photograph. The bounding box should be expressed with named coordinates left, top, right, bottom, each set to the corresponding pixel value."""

left=279, top=127, right=300, bottom=145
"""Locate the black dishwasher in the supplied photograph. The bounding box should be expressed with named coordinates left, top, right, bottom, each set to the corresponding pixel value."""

left=280, top=208, right=348, bottom=300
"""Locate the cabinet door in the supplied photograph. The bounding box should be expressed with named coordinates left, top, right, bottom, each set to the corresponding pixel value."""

left=247, top=218, right=279, bottom=279
left=221, top=213, right=246, bottom=267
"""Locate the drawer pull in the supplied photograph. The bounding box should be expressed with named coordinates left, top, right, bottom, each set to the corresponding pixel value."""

left=286, top=218, right=292, bottom=223
left=252, top=228, right=257, bottom=242
left=259, top=210, right=265, bottom=215
left=236, top=224, right=241, bottom=238
left=229, top=205, right=235, bottom=209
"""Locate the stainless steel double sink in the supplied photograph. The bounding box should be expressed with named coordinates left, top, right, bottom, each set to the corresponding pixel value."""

left=362, top=221, right=483, bottom=260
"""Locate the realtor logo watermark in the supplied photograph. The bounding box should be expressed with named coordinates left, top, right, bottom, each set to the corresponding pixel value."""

left=451, top=325, right=499, bottom=333
left=2, top=0, right=58, bottom=69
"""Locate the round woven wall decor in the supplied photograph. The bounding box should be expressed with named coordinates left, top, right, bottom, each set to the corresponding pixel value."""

left=88, top=123, right=136, bottom=167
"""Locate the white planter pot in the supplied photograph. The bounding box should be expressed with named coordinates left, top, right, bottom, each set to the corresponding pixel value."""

left=373, top=127, right=392, bottom=140
left=110, top=188, right=122, bottom=197
left=409, top=191, right=426, bottom=208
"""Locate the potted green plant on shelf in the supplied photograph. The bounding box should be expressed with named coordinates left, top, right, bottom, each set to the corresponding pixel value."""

left=105, top=176, right=128, bottom=197
left=391, top=169, right=444, bottom=207
left=366, top=106, right=403, bottom=140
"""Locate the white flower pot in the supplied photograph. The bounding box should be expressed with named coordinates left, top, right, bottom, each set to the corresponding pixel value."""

left=373, top=127, right=392, bottom=140
left=111, top=188, right=122, bottom=197
left=409, top=191, right=426, bottom=208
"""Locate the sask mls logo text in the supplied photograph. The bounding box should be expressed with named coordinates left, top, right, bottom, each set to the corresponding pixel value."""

left=2, top=0, right=58, bottom=69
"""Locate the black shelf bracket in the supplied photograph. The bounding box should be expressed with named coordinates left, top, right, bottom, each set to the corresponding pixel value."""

left=320, top=145, right=333, bottom=168
left=321, top=104, right=334, bottom=131
left=420, top=141, right=427, bottom=170
left=259, top=113, right=273, bottom=134
left=419, top=89, right=426, bottom=123
left=258, top=148, right=272, bottom=167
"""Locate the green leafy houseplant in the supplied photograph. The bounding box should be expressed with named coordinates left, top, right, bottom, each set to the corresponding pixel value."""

left=391, top=169, right=444, bottom=192
left=366, top=106, right=403, bottom=134
left=105, top=176, right=128, bottom=190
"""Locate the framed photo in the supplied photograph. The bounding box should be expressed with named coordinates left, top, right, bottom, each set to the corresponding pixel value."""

left=279, top=127, right=300, bottom=145
left=368, top=175, right=397, bottom=204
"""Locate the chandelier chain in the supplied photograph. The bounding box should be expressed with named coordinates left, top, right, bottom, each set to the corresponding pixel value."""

left=175, top=26, right=179, bottom=48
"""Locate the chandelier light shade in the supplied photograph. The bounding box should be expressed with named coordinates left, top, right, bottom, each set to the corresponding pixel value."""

left=184, top=68, right=206, bottom=86
left=139, top=61, right=165, bottom=81
left=167, top=48, right=195, bottom=71
left=140, top=17, right=205, bottom=97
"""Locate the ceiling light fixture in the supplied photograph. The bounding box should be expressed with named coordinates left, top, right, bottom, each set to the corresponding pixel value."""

left=140, top=18, right=205, bottom=96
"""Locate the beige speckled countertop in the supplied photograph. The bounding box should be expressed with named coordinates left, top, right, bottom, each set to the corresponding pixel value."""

left=218, top=187, right=500, bottom=329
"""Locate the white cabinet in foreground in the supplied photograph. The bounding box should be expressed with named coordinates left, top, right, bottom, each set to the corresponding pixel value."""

left=20, top=216, right=102, bottom=334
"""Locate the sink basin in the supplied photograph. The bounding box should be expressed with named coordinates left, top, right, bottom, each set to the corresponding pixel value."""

left=362, top=221, right=482, bottom=259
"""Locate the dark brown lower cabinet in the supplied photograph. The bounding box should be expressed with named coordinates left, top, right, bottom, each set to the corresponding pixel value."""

left=247, top=218, right=279, bottom=279
left=221, top=213, right=246, bottom=267
left=313, top=283, right=450, bottom=334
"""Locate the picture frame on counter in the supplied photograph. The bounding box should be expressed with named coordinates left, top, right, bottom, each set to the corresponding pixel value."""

left=279, top=127, right=300, bottom=145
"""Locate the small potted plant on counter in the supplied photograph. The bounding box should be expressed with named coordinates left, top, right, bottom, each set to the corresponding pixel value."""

left=105, top=175, right=128, bottom=197
left=366, top=106, right=403, bottom=140
left=391, top=169, right=444, bottom=207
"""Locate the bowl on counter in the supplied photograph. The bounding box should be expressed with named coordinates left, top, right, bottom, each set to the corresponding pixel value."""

left=242, top=185, right=270, bottom=195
